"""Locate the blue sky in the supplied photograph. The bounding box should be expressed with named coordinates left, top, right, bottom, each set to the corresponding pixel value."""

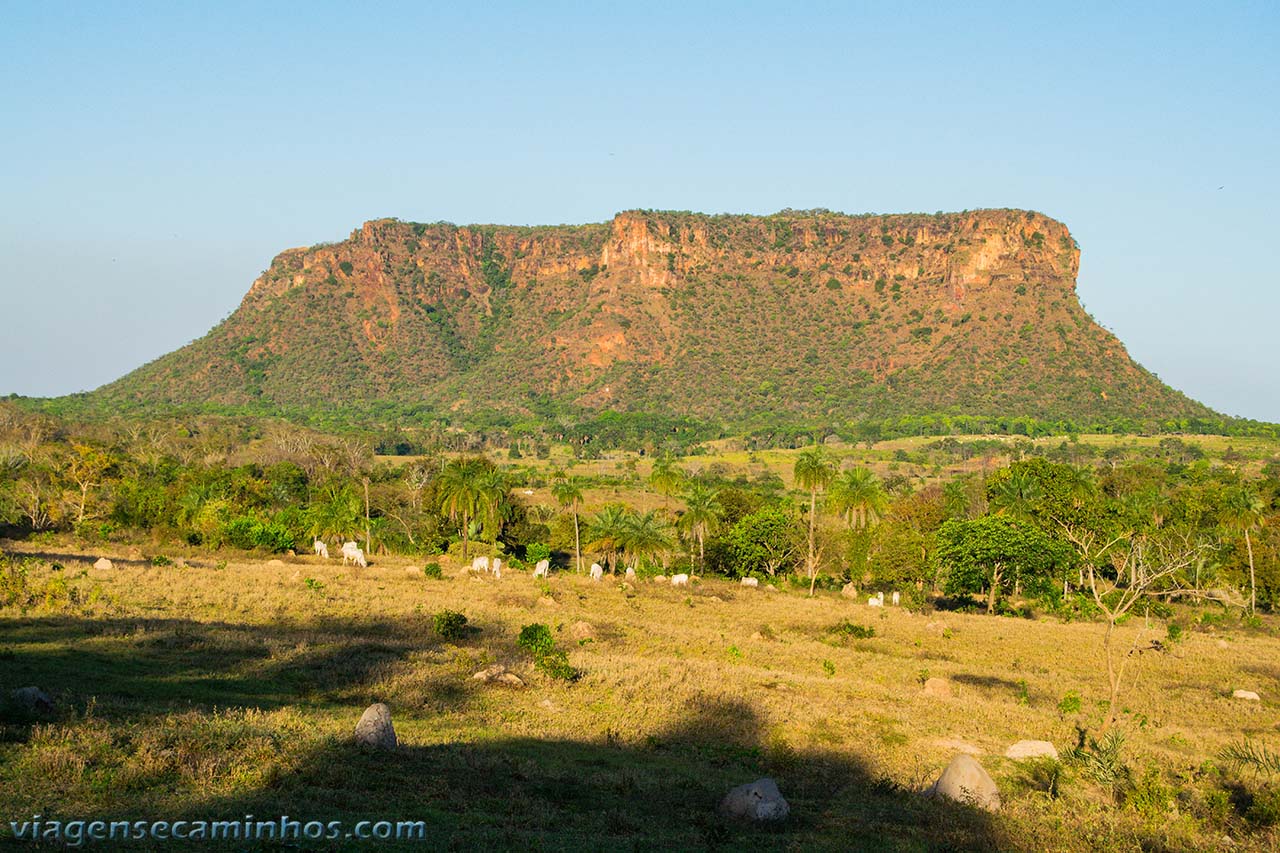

left=2, top=2, right=1277, bottom=421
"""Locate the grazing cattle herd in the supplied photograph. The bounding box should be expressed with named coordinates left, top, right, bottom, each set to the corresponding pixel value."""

left=302, top=541, right=909, bottom=606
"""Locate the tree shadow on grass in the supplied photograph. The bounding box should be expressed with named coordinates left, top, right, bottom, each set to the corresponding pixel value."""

left=952, top=673, right=1025, bottom=692
left=172, top=697, right=1013, bottom=852
left=0, top=614, right=1016, bottom=851
left=0, top=614, right=490, bottom=736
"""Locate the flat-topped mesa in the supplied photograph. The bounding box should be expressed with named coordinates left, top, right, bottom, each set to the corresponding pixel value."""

left=97, top=207, right=1208, bottom=427
left=246, top=208, right=1078, bottom=308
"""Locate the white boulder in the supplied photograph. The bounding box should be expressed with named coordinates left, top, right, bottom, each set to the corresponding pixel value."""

left=719, top=777, right=790, bottom=821
left=353, top=703, right=397, bottom=750
left=1005, top=740, right=1059, bottom=760
left=928, top=754, right=1000, bottom=811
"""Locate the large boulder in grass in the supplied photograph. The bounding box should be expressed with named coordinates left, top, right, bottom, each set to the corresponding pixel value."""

left=719, top=777, right=790, bottom=821
left=928, top=754, right=1001, bottom=811
left=93, top=557, right=113, bottom=570
left=10, top=687, right=54, bottom=714
left=1005, top=740, right=1059, bottom=761
left=353, top=703, right=397, bottom=750
left=569, top=621, right=597, bottom=642
left=922, top=677, right=953, bottom=698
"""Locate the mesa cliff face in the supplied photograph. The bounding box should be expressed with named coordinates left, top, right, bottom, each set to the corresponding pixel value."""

left=96, top=208, right=1211, bottom=426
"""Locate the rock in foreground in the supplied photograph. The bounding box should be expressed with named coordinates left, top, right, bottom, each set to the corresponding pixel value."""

left=354, top=703, right=397, bottom=750
left=10, top=687, right=55, bottom=714
left=719, top=777, right=790, bottom=821
left=928, top=754, right=1001, bottom=811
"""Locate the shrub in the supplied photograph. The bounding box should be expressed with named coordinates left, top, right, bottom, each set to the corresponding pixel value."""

left=518, top=623, right=555, bottom=657
left=525, top=543, right=551, bottom=566
left=828, top=620, right=876, bottom=640
left=1247, top=786, right=1280, bottom=827
left=1126, top=768, right=1172, bottom=818
left=1, top=557, right=31, bottom=607
left=1057, top=690, right=1082, bottom=717
left=223, top=517, right=294, bottom=553
left=518, top=622, right=581, bottom=682
left=150, top=555, right=173, bottom=567
left=433, top=609, right=469, bottom=641
left=422, top=562, right=443, bottom=580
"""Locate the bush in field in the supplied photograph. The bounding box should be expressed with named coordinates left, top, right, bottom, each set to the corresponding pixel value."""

left=422, top=561, right=443, bottom=579
left=223, top=516, right=295, bottom=553
left=433, top=609, right=468, bottom=640
left=827, top=620, right=876, bottom=640
left=518, top=622, right=580, bottom=682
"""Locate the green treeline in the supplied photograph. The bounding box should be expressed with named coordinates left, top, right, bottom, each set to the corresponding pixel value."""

left=1, top=402, right=1276, bottom=613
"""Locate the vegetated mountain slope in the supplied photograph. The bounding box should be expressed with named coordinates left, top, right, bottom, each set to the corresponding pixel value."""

left=96, top=209, right=1213, bottom=427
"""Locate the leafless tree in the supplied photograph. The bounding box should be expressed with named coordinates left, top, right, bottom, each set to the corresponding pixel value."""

left=1060, top=523, right=1210, bottom=731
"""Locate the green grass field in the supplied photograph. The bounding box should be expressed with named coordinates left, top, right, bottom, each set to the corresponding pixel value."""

left=3, top=541, right=1278, bottom=850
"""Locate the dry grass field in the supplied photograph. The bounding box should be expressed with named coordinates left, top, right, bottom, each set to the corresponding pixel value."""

left=2, top=541, right=1279, bottom=850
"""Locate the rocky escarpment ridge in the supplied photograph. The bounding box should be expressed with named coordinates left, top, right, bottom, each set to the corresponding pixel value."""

left=96, top=208, right=1211, bottom=427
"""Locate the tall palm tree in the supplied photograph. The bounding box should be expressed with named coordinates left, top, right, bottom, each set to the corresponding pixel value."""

left=829, top=467, right=885, bottom=529
left=619, top=509, right=673, bottom=573
left=988, top=467, right=1044, bottom=522
left=678, top=480, right=721, bottom=568
left=1221, top=485, right=1264, bottom=614
left=586, top=503, right=629, bottom=572
left=308, top=482, right=362, bottom=542
left=551, top=477, right=585, bottom=573
left=794, top=446, right=836, bottom=596
left=649, top=456, right=685, bottom=512
left=474, top=468, right=509, bottom=542
left=436, top=457, right=491, bottom=561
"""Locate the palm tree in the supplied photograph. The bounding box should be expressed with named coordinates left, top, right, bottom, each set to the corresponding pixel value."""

left=678, top=481, right=721, bottom=568
left=586, top=503, right=629, bottom=572
left=307, top=482, right=362, bottom=542
left=551, top=478, right=585, bottom=573
left=649, top=456, right=685, bottom=512
left=1221, top=485, right=1264, bottom=614
left=474, top=468, right=509, bottom=542
left=829, top=467, right=885, bottom=529
left=794, top=446, right=836, bottom=596
left=619, top=509, right=673, bottom=573
left=988, top=467, right=1044, bottom=522
left=436, top=457, right=493, bottom=561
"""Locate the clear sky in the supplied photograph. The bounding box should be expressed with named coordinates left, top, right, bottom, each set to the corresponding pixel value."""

left=2, top=2, right=1277, bottom=421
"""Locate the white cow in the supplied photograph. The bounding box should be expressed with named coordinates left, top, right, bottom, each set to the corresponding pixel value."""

left=492, top=558, right=502, bottom=579
left=533, top=559, right=550, bottom=578
left=341, top=541, right=361, bottom=565
left=867, top=592, right=884, bottom=607
left=671, top=573, right=690, bottom=587
left=740, top=577, right=759, bottom=588
left=891, top=591, right=900, bottom=606
left=313, top=539, right=329, bottom=559
left=471, top=556, right=490, bottom=573
left=589, top=563, right=604, bottom=581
